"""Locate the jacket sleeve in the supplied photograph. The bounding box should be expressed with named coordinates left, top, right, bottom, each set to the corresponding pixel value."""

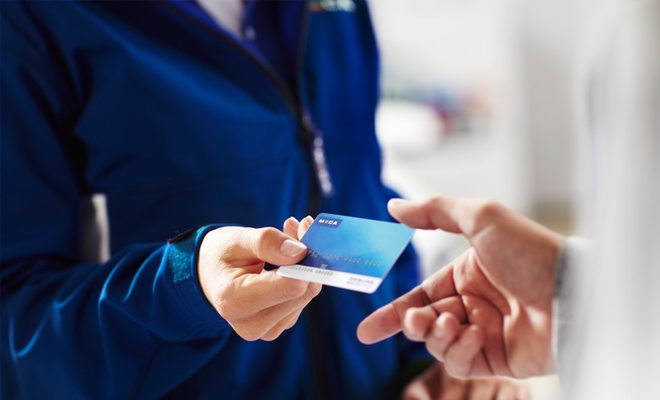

left=0, top=6, right=230, bottom=399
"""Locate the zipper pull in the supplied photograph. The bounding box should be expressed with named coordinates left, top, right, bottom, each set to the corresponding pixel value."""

left=301, top=108, right=334, bottom=197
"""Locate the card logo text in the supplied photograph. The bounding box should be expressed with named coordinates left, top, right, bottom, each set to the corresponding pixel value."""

left=317, top=217, right=342, bottom=228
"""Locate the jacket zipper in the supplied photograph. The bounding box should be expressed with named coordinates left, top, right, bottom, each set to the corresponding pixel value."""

left=293, top=6, right=330, bottom=400
left=160, top=3, right=330, bottom=399
left=157, top=2, right=332, bottom=203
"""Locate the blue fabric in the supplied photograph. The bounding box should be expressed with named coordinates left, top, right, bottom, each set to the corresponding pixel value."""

left=244, top=0, right=299, bottom=89
left=0, top=1, right=431, bottom=399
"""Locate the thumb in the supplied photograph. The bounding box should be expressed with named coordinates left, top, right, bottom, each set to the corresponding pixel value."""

left=223, top=227, right=308, bottom=267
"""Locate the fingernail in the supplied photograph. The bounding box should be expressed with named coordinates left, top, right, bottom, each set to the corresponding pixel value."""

left=300, top=217, right=314, bottom=231
left=286, top=216, right=300, bottom=226
left=389, top=198, right=406, bottom=206
left=387, top=199, right=410, bottom=213
left=280, top=239, right=307, bottom=257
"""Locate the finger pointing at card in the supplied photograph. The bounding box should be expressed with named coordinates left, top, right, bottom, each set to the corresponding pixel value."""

left=197, top=226, right=322, bottom=341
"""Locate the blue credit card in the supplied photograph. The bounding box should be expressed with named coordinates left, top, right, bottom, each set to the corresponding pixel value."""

left=277, top=213, right=415, bottom=293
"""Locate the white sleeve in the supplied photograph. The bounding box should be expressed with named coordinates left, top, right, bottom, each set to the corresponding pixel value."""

left=564, top=1, right=660, bottom=399
left=552, top=236, right=593, bottom=384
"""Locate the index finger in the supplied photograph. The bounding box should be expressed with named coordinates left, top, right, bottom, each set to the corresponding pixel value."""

left=356, top=286, right=428, bottom=344
left=357, top=265, right=456, bottom=344
left=388, top=196, right=502, bottom=238
left=228, top=271, right=320, bottom=315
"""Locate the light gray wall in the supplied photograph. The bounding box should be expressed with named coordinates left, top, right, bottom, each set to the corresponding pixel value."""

left=517, top=1, right=581, bottom=214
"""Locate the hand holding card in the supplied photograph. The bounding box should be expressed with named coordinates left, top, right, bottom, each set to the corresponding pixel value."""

left=278, top=213, right=415, bottom=293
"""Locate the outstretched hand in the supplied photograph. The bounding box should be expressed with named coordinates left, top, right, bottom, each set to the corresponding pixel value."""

left=198, top=216, right=318, bottom=341
left=357, top=196, right=565, bottom=379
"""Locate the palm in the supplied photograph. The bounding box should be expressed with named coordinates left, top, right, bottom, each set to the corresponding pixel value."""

left=444, top=246, right=554, bottom=378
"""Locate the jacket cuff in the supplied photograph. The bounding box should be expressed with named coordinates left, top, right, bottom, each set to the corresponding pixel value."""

left=166, top=224, right=230, bottom=338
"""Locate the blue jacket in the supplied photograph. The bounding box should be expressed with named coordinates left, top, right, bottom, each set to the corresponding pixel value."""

left=1, top=1, right=430, bottom=398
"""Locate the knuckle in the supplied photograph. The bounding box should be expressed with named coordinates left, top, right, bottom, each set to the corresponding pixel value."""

left=405, top=330, right=423, bottom=343
left=425, top=341, right=445, bottom=361
left=239, top=332, right=260, bottom=342
left=236, top=325, right=266, bottom=342
left=302, top=283, right=322, bottom=302
left=474, top=200, right=503, bottom=222
left=254, top=227, right=278, bottom=249
left=283, top=279, right=308, bottom=300
left=259, top=329, right=280, bottom=342
left=469, top=200, right=504, bottom=234
left=427, top=195, right=445, bottom=208
left=216, top=301, right=239, bottom=322
left=444, top=361, right=469, bottom=380
left=285, top=316, right=299, bottom=330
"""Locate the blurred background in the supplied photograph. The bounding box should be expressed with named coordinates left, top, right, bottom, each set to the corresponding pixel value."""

left=369, top=1, right=583, bottom=398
